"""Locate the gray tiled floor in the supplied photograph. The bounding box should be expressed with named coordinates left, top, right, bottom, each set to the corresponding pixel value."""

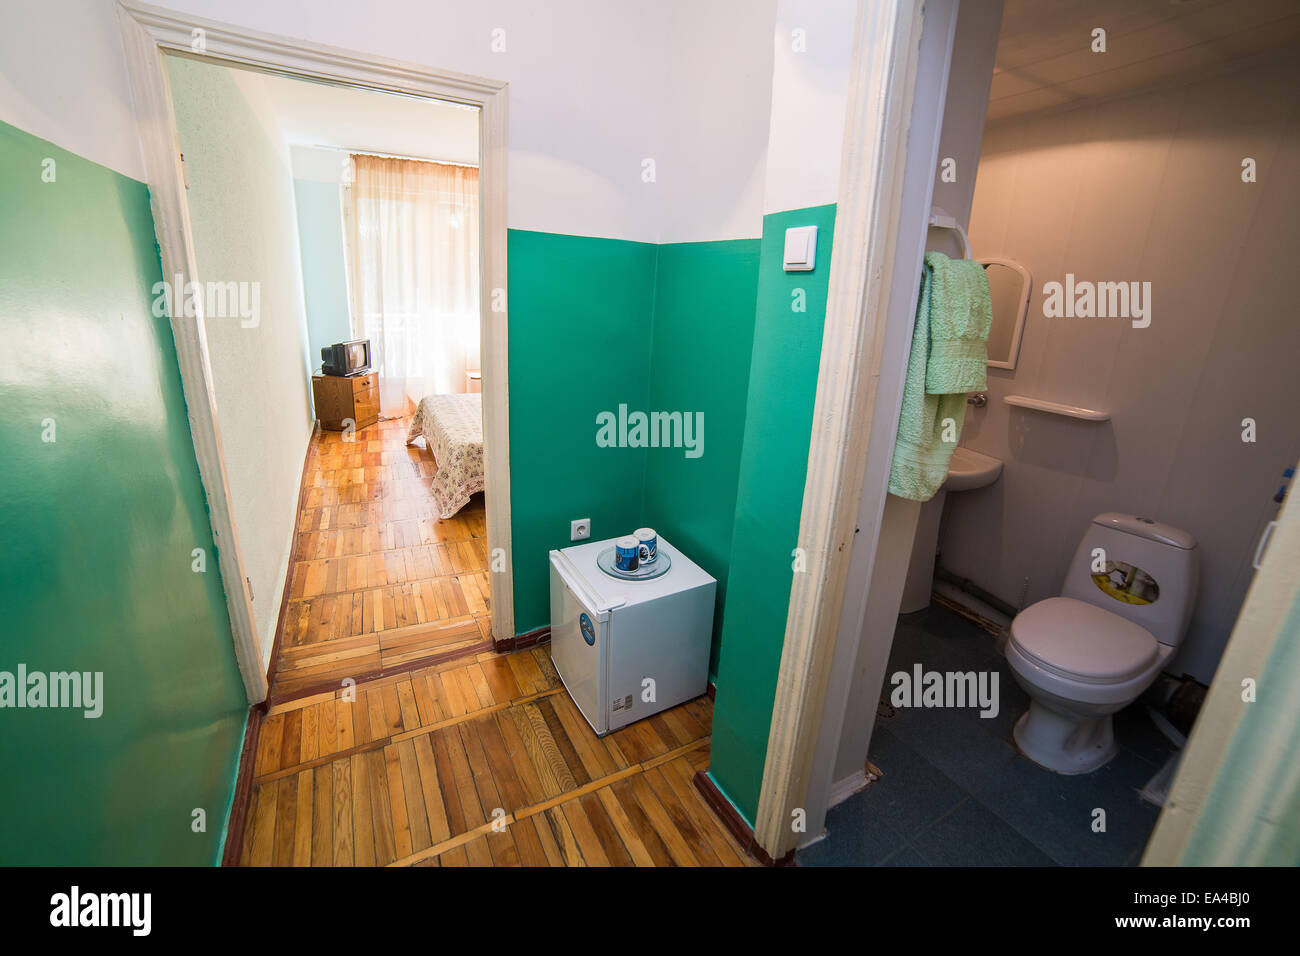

left=798, top=604, right=1175, bottom=867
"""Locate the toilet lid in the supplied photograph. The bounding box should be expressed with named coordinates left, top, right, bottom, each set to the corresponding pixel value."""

left=1011, top=597, right=1157, bottom=683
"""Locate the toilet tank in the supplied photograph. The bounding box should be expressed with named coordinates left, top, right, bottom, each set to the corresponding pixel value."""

left=1061, top=513, right=1199, bottom=648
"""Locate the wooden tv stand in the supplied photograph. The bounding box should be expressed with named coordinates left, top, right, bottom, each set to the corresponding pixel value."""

left=312, top=371, right=379, bottom=431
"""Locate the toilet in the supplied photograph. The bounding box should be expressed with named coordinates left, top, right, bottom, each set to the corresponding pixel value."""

left=1005, top=513, right=1198, bottom=774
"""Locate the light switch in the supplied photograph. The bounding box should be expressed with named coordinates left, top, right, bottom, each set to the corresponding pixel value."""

left=783, top=225, right=817, bottom=272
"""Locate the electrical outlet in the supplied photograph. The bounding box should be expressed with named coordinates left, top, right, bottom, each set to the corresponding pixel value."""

left=571, top=518, right=591, bottom=541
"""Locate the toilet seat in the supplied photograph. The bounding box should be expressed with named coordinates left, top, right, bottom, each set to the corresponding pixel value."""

left=1010, top=597, right=1157, bottom=685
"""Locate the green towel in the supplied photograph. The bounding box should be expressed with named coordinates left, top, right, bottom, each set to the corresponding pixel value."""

left=888, top=252, right=992, bottom=502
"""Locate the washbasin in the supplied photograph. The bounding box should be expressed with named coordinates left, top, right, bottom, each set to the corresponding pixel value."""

left=945, top=446, right=1002, bottom=492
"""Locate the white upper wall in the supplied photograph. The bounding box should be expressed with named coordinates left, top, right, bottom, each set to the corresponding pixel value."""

left=0, top=0, right=145, bottom=181
left=0, top=0, right=779, bottom=244
left=761, top=0, right=857, bottom=215
left=658, top=0, right=776, bottom=242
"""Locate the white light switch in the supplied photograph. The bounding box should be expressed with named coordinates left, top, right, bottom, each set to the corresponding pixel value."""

left=783, top=225, right=817, bottom=272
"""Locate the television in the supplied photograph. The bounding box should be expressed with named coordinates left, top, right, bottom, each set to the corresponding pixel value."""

left=321, top=339, right=371, bottom=377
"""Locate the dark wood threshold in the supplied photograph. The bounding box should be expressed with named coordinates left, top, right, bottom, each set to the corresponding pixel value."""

left=220, top=701, right=265, bottom=867
left=266, top=639, right=495, bottom=707
left=493, top=624, right=550, bottom=653
left=225, top=636, right=495, bottom=861
left=693, top=769, right=795, bottom=867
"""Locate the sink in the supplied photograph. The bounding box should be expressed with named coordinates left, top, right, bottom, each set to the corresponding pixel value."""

left=945, top=446, right=1003, bottom=492
left=900, top=445, right=1003, bottom=613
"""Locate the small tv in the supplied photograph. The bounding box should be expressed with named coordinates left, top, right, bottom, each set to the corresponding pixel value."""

left=321, top=339, right=371, bottom=377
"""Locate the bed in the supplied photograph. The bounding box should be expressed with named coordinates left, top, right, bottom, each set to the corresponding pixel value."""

left=406, top=393, right=484, bottom=519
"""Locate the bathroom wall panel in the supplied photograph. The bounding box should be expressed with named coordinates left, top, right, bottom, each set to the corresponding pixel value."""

left=946, top=54, right=1300, bottom=683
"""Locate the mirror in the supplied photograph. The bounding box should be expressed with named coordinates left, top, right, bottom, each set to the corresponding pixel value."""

left=980, top=257, right=1031, bottom=370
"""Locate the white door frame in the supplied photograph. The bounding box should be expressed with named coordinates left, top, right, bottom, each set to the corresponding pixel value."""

left=752, top=0, right=927, bottom=859
left=798, top=0, right=961, bottom=847
left=116, top=0, right=514, bottom=703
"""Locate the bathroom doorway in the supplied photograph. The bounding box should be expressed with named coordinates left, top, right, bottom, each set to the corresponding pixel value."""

left=778, top=0, right=1300, bottom=866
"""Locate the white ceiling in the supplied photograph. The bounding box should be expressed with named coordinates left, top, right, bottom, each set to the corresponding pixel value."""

left=252, top=69, right=479, bottom=173
left=989, top=0, right=1300, bottom=123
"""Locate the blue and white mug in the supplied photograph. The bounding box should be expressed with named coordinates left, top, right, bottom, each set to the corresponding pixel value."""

left=635, top=527, right=658, bottom=565
left=614, top=536, right=640, bottom=573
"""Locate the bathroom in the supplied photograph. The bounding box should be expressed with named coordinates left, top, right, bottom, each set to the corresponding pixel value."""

left=801, top=0, right=1300, bottom=866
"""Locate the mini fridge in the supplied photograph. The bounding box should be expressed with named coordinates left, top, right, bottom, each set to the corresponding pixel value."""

left=549, top=535, right=716, bottom=736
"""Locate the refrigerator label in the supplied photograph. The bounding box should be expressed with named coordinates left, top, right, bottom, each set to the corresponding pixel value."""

left=580, top=612, right=596, bottom=646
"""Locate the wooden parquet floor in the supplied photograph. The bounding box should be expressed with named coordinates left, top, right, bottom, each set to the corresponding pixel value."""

left=269, top=417, right=491, bottom=699
left=239, top=646, right=752, bottom=867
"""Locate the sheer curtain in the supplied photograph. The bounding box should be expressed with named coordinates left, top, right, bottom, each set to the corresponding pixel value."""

left=341, top=153, right=480, bottom=414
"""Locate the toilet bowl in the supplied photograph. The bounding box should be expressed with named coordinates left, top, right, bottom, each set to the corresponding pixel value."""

left=1005, top=514, right=1198, bottom=774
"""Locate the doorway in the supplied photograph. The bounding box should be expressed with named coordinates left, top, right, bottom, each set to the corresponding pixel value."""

left=118, top=2, right=513, bottom=704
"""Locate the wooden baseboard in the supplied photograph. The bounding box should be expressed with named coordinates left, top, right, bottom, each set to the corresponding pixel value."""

left=493, top=625, right=550, bottom=653
left=220, top=702, right=265, bottom=867
left=692, top=769, right=794, bottom=866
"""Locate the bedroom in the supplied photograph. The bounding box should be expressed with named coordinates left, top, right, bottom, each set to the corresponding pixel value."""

left=164, top=55, right=493, bottom=700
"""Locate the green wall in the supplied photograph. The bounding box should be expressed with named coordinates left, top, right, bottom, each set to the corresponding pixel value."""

left=706, top=204, right=837, bottom=824
left=292, top=177, right=353, bottom=364
left=0, top=122, right=249, bottom=865
left=507, top=231, right=763, bottom=649
left=507, top=229, right=657, bottom=633
left=643, top=240, right=760, bottom=677
left=507, top=215, right=827, bottom=824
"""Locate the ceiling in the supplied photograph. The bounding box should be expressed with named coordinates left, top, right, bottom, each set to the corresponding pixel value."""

left=988, top=0, right=1300, bottom=123
left=253, top=69, right=479, bottom=170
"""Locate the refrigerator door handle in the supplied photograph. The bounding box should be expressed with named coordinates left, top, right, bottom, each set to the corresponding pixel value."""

left=551, top=551, right=624, bottom=616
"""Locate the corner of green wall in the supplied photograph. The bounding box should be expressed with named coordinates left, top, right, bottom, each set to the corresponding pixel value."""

left=506, top=229, right=658, bottom=634
left=644, top=238, right=762, bottom=678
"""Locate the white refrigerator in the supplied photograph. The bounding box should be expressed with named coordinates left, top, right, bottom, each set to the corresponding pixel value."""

left=549, top=535, right=716, bottom=736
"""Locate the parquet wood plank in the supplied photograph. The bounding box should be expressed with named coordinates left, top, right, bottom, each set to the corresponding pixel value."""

left=240, top=641, right=747, bottom=868
left=268, top=419, right=489, bottom=698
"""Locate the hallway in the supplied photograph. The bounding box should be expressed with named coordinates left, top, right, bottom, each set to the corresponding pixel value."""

left=269, top=417, right=492, bottom=699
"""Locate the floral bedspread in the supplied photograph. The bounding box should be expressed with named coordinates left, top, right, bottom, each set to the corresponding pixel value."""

left=406, top=393, right=484, bottom=519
